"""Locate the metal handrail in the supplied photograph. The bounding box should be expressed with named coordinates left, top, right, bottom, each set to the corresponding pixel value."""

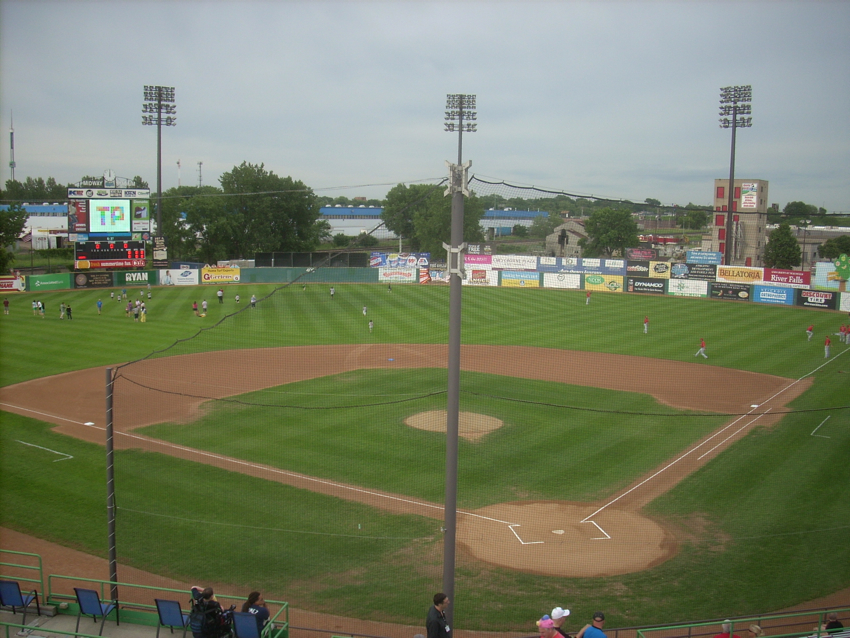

left=0, top=549, right=45, bottom=593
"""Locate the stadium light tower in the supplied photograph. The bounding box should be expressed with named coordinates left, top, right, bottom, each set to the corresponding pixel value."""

left=142, top=85, right=176, bottom=234
left=9, top=112, right=16, bottom=182
left=442, top=93, right=476, bottom=628
left=718, top=85, right=752, bottom=265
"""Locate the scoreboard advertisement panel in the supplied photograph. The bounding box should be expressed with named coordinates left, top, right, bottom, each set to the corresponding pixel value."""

left=75, top=240, right=146, bottom=269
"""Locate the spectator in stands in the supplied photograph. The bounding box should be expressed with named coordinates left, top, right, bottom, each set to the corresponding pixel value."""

left=748, top=625, right=764, bottom=638
left=552, top=607, right=571, bottom=638
left=540, top=618, right=559, bottom=638
left=241, top=591, right=270, bottom=633
left=713, top=621, right=742, bottom=638
left=576, top=612, right=606, bottom=638
left=816, top=613, right=844, bottom=635
left=426, top=593, right=451, bottom=638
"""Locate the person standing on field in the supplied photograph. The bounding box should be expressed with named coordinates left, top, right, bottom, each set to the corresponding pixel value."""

left=250, top=295, right=257, bottom=308
left=695, top=337, right=708, bottom=358
left=192, top=301, right=199, bottom=316
left=330, top=286, right=335, bottom=299
left=644, top=316, right=649, bottom=334
left=3, top=297, right=8, bottom=315
left=217, top=288, right=224, bottom=304
left=97, top=299, right=103, bottom=314
left=32, top=300, right=37, bottom=315
left=66, top=304, right=72, bottom=320
left=586, top=290, right=591, bottom=305
left=825, top=335, right=831, bottom=358
left=806, top=325, right=814, bottom=341
left=368, top=319, right=374, bottom=333
left=202, top=299, right=208, bottom=314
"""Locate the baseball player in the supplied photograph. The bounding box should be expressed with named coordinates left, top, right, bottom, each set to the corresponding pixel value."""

left=806, top=325, right=814, bottom=341
left=695, top=337, right=708, bottom=359
left=825, top=335, right=831, bottom=358
left=644, top=316, right=649, bottom=334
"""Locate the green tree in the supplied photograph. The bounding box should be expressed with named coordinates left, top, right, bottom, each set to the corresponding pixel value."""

left=818, top=235, right=850, bottom=260
left=782, top=201, right=818, bottom=220
left=528, top=212, right=562, bottom=239
left=159, top=185, right=223, bottom=260
left=512, top=224, right=528, bottom=238
left=332, top=233, right=351, bottom=247
left=412, top=189, right=485, bottom=256
left=645, top=198, right=662, bottom=207
left=2, top=177, right=68, bottom=203
left=0, top=203, right=28, bottom=273
left=682, top=209, right=709, bottom=230
left=763, top=222, right=801, bottom=268
left=381, top=184, right=434, bottom=251
left=578, top=208, right=639, bottom=257
left=219, top=162, right=320, bottom=258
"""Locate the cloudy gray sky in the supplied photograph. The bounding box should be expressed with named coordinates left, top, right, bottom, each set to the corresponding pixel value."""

left=1, top=0, right=849, bottom=211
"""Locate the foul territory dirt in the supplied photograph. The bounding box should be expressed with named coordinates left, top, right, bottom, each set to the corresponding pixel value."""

left=0, top=345, right=818, bottom=634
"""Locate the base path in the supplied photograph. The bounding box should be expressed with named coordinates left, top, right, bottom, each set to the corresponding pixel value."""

left=0, top=345, right=810, bottom=577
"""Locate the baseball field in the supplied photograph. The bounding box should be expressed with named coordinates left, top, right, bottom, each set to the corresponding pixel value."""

left=1, top=282, right=848, bottom=631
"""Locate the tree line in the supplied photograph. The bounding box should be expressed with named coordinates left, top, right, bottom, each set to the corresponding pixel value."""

left=1, top=167, right=847, bottom=274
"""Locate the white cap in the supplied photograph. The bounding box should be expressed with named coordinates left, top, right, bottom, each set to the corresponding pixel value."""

left=552, top=608, right=570, bottom=620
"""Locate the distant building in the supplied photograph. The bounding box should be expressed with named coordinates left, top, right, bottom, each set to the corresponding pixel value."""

left=545, top=219, right=587, bottom=257
left=0, top=203, right=69, bottom=249
left=706, top=179, right=769, bottom=266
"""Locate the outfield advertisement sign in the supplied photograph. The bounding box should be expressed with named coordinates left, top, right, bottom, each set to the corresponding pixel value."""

left=537, top=256, right=561, bottom=272
left=626, top=277, right=666, bottom=294
left=584, top=273, right=623, bottom=293
left=559, top=258, right=626, bottom=275
left=378, top=267, right=417, bottom=282
left=811, top=261, right=843, bottom=290
left=670, top=262, right=717, bottom=281
left=74, top=272, right=114, bottom=289
left=201, top=266, right=241, bottom=283
left=626, top=248, right=657, bottom=261
left=626, top=261, right=651, bottom=276
left=710, top=282, right=751, bottom=301
left=752, top=285, right=795, bottom=305
left=840, top=292, right=850, bottom=312
left=159, top=269, right=199, bottom=286
left=115, top=270, right=155, bottom=286
left=796, top=289, right=838, bottom=310
left=686, top=251, right=723, bottom=265
left=465, top=254, right=493, bottom=267
left=26, top=273, right=72, bottom=291
left=464, top=268, right=498, bottom=286
left=491, top=255, right=537, bottom=270
left=763, top=268, right=810, bottom=288
left=0, top=276, right=25, bottom=291
left=717, top=265, right=763, bottom=284
left=501, top=271, right=540, bottom=287
left=648, top=261, right=671, bottom=279
left=667, top=279, right=708, bottom=297
left=370, top=252, right=431, bottom=268
left=542, top=272, right=581, bottom=289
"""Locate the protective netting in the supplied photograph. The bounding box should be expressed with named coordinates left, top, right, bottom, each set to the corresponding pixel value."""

left=107, top=179, right=849, bottom=630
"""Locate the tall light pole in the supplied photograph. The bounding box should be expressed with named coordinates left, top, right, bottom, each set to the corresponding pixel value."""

left=442, top=93, right=476, bottom=627
left=142, top=85, right=176, bottom=234
left=719, top=85, right=752, bottom=265
left=9, top=112, right=16, bottom=182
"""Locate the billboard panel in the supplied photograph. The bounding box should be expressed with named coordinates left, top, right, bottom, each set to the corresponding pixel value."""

left=625, top=248, right=657, bottom=261
left=741, top=182, right=759, bottom=209
left=201, top=266, right=241, bottom=283
left=501, top=271, right=540, bottom=287
left=68, top=200, right=89, bottom=233
left=26, top=273, right=72, bottom=292
left=648, top=261, right=671, bottom=279
left=716, top=265, right=763, bottom=284
left=542, top=272, right=581, bottom=290
left=752, top=285, right=795, bottom=306
left=667, top=279, right=709, bottom=297
left=73, top=272, right=114, bottom=289
left=131, top=200, right=151, bottom=232
left=159, top=269, right=199, bottom=286
left=710, top=282, right=751, bottom=301
left=670, top=262, right=717, bottom=281
left=626, top=277, right=666, bottom=294
left=686, top=251, right=723, bottom=265
left=491, top=255, right=537, bottom=270
left=378, top=267, right=417, bottom=283
left=464, top=254, right=493, bottom=267
left=796, top=289, right=838, bottom=310
left=763, top=268, right=810, bottom=288
left=464, top=268, right=498, bottom=286
left=583, top=273, right=624, bottom=293
left=115, top=271, right=156, bottom=286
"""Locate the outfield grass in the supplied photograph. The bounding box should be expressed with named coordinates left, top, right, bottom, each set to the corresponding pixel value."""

left=1, top=282, right=849, bottom=630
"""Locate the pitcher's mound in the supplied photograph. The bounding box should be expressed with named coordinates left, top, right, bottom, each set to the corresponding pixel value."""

left=405, top=410, right=503, bottom=441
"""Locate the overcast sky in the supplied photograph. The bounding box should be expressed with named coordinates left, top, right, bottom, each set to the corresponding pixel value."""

left=1, top=0, right=849, bottom=211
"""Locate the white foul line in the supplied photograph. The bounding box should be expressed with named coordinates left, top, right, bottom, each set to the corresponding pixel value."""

left=15, top=440, right=73, bottom=462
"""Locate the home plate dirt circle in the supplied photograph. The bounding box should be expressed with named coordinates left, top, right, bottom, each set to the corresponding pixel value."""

left=456, top=501, right=673, bottom=577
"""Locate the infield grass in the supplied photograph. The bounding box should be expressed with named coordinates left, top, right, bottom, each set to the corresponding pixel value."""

left=1, top=282, right=849, bottom=629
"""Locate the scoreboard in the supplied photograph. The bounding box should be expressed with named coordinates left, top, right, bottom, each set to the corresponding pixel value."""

left=75, top=240, right=147, bottom=269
